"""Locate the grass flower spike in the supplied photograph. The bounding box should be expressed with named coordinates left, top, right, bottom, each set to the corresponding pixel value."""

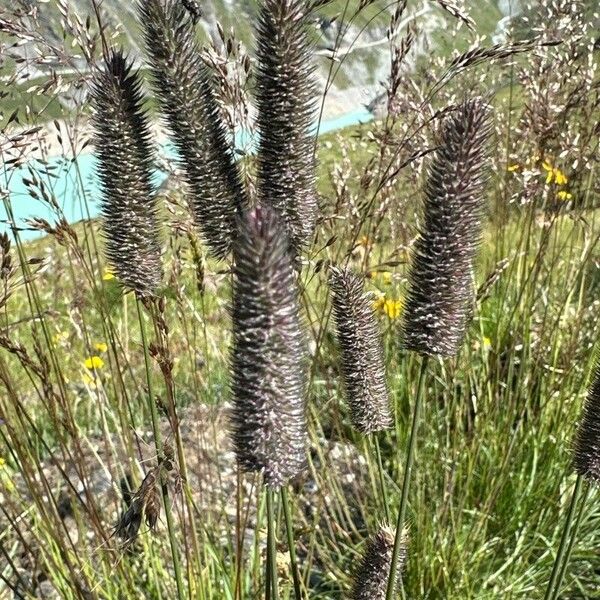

left=329, top=267, right=391, bottom=434
left=352, top=525, right=406, bottom=600
left=138, top=0, right=245, bottom=259
left=255, top=0, right=318, bottom=256
left=230, top=205, right=307, bottom=487
left=90, top=50, right=162, bottom=297
left=401, top=98, right=492, bottom=356
left=573, top=360, right=600, bottom=483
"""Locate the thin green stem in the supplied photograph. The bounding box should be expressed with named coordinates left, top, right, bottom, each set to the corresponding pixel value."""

left=281, top=486, right=303, bottom=600
left=374, top=435, right=391, bottom=523
left=543, top=475, right=584, bottom=600
left=136, top=298, right=186, bottom=600
left=266, top=487, right=279, bottom=600
left=551, top=478, right=590, bottom=600
left=385, top=355, right=429, bottom=600
left=553, top=482, right=590, bottom=600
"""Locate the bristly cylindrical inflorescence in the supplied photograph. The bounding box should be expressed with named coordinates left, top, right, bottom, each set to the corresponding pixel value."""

left=328, top=267, right=392, bottom=434
left=230, top=205, right=307, bottom=487
left=573, top=359, right=600, bottom=483
left=351, top=525, right=407, bottom=600
left=255, top=0, right=318, bottom=256
left=90, top=50, right=162, bottom=297
left=401, top=98, right=492, bottom=357
left=138, top=0, right=245, bottom=259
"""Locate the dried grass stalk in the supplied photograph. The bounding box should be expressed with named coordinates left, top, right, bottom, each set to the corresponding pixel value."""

left=401, top=98, right=492, bottom=357
left=255, top=0, right=318, bottom=256
left=90, top=50, right=162, bottom=297
left=329, top=267, right=391, bottom=434
left=139, top=0, right=245, bottom=259
left=230, top=205, right=307, bottom=487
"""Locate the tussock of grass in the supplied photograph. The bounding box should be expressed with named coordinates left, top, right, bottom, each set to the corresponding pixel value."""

left=1, top=1, right=599, bottom=599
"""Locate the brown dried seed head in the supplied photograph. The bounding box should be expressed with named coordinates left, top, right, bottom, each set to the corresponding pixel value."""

left=401, top=98, right=492, bottom=357
left=229, top=205, right=308, bottom=487
left=255, top=0, right=318, bottom=256
left=90, top=50, right=162, bottom=297
left=351, top=525, right=408, bottom=600
left=573, top=360, right=600, bottom=483
left=328, top=267, right=392, bottom=434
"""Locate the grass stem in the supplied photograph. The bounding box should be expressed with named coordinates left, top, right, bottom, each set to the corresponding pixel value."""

left=266, top=487, right=279, bottom=600
left=374, top=435, right=391, bottom=523
left=543, top=474, right=584, bottom=600
left=281, top=485, right=303, bottom=600
left=385, top=355, right=429, bottom=600
left=136, top=297, right=186, bottom=599
left=552, top=480, right=590, bottom=600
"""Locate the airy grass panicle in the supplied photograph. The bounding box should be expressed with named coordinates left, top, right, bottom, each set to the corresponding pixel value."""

left=138, top=0, right=245, bottom=259
left=328, top=267, right=391, bottom=434
left=401, top=98, right=492, bottom=357
left=573, top=359, right=600, bottom=483
left=255, top=0, right=318, bottom=256
left=229, top=205, right=307, bottom=488
left=90, top=50, right=162, bottom=297
left=352, top=525, right=407, bottom=600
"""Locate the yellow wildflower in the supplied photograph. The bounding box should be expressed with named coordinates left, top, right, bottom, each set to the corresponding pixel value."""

left=102, top=267, right=115, bottom=281
left=0, top=457, right=5, bottom=467
left=383, top=299, right=403, bottom=319
left=542, top=162, right=568, bottom=185
left=507, top=164, right=520, bottom=172
left=373, top=294, right=403, bottom=319
left=94, top=342, right=108, bottom=353
left=358, top=235, right=371, bottom=248
left=482, top=336, right=492, bottom=350
left=84, top=356, right=104, bottom=370
left=557, top=190, right=572, bottom=201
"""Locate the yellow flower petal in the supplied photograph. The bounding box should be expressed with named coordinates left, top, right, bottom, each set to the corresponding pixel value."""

left=84, top=356, right=104, bottom=370
left=0, top=457, right=5, bottom=467
left=557, top=190, right=572, bottom=201
left=507, top=164, right=520, bottom=172
left=102, top=268, right=115, bottom=281
left=483, top=336, right=492, bottom=349
left=94, top=342, right=108, bottom=353
left=383, top=299, right=403, bottom=319
left=555, top=170, right=568, bottom=185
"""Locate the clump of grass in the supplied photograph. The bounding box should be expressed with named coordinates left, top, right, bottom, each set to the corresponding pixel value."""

left=2, top=1, right=600, bottom=598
